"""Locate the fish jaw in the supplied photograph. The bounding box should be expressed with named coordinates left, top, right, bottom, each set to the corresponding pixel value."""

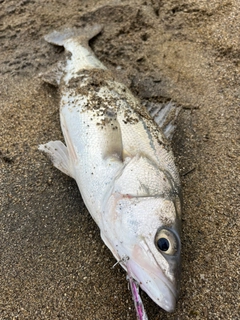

left=101, top=193, right=181, bottom=313
left=101, top=228, right=180, bottom=313
left=126, top=241, right=180, bottom=312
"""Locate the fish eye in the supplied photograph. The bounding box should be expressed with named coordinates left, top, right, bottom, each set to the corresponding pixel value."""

left=155, top=228, right=178, bottom=255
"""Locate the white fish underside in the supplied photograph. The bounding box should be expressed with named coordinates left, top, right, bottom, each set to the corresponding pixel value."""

left=39, top=25, right=182, bottom=319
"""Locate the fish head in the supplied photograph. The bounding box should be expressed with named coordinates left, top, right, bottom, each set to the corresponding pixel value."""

left=103, top=193, right=181, bottom=312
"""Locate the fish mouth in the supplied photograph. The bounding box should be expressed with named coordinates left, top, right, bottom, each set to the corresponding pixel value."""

left=127, top=258, right=178, bottom=313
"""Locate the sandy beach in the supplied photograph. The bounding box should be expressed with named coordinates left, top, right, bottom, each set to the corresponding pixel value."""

left=0, top=0, right=239, bottom=319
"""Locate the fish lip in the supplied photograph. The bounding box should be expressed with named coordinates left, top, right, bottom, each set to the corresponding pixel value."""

left=145, top=241, right=180, bottom=308
left=126, top=259, right=178, bottom=312
left=126, top=241, right=179, bottom=313
left=159, top=278, right=177, bottom=312
left=143, top=271, right=177, bottom=312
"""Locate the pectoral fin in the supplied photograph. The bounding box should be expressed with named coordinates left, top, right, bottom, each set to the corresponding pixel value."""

left=39, top=140, right=74, bottom=178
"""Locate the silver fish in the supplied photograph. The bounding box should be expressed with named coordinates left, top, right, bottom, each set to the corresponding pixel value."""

left=39, top=25, right=182, bottom=319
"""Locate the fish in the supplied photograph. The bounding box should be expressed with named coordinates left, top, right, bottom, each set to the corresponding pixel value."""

left=39, top=24, right=182, bottom=319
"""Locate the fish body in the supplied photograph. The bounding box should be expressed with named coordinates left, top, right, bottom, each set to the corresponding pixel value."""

left=39, top=25, right=181, bottom=318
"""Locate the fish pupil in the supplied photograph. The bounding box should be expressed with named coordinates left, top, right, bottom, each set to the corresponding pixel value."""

left=157, top=238, right=169, bottom=251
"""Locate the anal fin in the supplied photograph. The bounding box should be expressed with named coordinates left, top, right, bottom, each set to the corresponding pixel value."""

left=39, top=62, right=64, bottom=87
left=39, top=140, right=74, bottom=178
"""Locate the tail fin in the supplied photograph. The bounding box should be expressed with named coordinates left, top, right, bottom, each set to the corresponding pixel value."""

left=42, top=24, right=106, bottom=84
left=44, top=24, right=102, bottom=47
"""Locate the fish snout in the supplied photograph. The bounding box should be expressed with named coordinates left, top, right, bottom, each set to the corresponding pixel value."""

left=127, top=255, right=180, bottom=312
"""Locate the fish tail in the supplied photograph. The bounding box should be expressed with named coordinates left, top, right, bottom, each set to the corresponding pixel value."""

left=44, top=24, right=103, bottom=47
left=41, top=24, right=106, bottom=84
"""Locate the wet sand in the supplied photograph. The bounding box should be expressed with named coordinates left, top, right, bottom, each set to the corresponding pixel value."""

left=0, top=0, right=239, bottom=319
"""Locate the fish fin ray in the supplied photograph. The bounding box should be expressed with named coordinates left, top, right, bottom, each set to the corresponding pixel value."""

left=39, top=140, right=74, bottom=178
left=39, top=62, right=64, bottom=87
left=146, top=101, right=181, bottom=140
left=44, top=24, right=102, bottom=47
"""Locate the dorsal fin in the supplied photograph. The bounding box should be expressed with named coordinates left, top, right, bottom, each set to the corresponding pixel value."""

left=146, top=101, right=181, bottom=140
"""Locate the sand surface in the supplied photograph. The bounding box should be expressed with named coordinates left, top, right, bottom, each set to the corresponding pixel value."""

left=0, top=0, right=239, bottom=319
